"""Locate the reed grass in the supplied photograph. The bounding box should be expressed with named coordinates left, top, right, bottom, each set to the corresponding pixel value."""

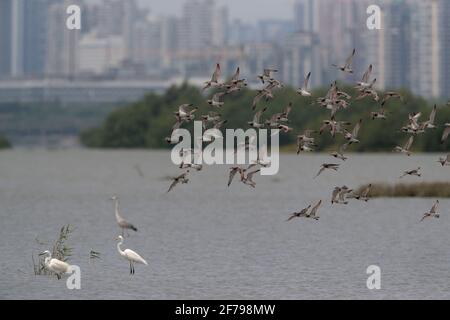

left=356, top=182, right=450, bottom=198
left=33, top=224, right=74, bottom=278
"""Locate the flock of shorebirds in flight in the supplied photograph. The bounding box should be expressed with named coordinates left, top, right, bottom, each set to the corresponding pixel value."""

left=39, top=49, right=449, bottom=278
left=162, top=48, right=449, bottom=223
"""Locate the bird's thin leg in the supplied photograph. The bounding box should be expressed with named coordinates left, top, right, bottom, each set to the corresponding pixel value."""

left=126, top=230, right=130, bottom=237
left=122, top=228, right=124, bottom=237
left=129, top=261, right=132, bottom=274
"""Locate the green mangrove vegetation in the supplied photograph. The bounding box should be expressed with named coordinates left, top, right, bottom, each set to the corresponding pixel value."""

left=0, top=135, right=11, bottom=149
left=80, top=83, right=450, bottom=152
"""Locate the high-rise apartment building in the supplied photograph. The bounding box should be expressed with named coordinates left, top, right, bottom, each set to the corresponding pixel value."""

left=0, top=0, right=13, bottom=78
left=45, top=0, right=81, bottom=77
left=409, top=0, right=440, bottom=98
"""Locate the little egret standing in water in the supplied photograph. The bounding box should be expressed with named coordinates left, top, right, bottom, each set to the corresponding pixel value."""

left=39, top=250, right=71, bottom=278
left=110, top=195, right=138, bottom=237
left=115, top=235, right=148, bottom=275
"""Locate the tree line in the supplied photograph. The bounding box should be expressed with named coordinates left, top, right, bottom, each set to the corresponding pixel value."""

left=80, top=83, right=450, bottom=153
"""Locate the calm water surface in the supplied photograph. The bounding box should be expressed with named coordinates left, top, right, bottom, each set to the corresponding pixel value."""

left=0, top=150, right=449, bottom=299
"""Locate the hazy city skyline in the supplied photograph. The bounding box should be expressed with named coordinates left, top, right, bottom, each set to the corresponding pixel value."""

left=136, top=0, right=296, bottom=23
left=1, top=0, right=450, bottom=103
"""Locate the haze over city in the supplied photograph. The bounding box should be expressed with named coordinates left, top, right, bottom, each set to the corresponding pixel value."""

left=0, top=0, right=449, bottom=105
left=136, top=0, right=296, bottom=22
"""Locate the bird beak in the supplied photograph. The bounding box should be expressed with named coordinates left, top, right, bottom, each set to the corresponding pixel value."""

left=38, top=252, right=46, bottom=256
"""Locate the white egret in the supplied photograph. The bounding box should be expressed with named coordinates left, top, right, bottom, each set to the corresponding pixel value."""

left=115, top=235, right=148, bottom=275
left=39, top=250, right=71, bottom=278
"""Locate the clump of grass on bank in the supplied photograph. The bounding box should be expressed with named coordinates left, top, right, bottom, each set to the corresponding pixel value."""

left=33, top=224, right=74, bottom=278
left=356, top=182, right=450, bottom=198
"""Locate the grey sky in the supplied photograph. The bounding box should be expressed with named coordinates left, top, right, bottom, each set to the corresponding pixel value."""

left=137, top=0, right=296, bottom=23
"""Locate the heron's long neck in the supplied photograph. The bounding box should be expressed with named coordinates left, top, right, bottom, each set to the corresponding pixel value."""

left=117, top=241, right=125, bottom=257
left=114, top=200, right=122, bottom=220
left=44, top=254, right=51, bottom=265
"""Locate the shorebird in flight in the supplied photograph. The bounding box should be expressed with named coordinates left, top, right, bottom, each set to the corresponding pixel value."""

left=330, top=143, right=348, bottom=161
left=252, top=85, right=276, bottom=110
left=337, top=90, right=352, bottom=100
left=356, top=83, right=379, bottom=102
left=349, top=184, right=372, bottom=202
left=278, top=124, right=293, bottom=133
left=319, top=119, right=351, bottom=138
left=225, top=79, right=247, bottom=94
left=267, top=103, right=292, bottom=127
left=175, top=104, right=198, bottom=121
left=200, top=120, right=227, bottom=142
left=331, top=187, right=341, bottom=204
left=227, top=166, right=245, bottom=187
left=207, top=92, right=226, bottom=108
left=297, top=130, right=316, bottom=144
left=201, top=112, right=221, bottom=129
left=235, top=134, right=257, bottom=155
left=314, top=163, right=340, bottom=179
left=399, top=167, right=421, bottom=179
left=441, top=123, right=450, bottom=144
left=165, top=117, right=189, bottom=143
left=267, top=78, right=284, bottom=88
left=394, top=136, right=414, bottom=156
left=250, top=144, right=271, bottom=168
left=278, top=103, right=292, bottom=123
left=229, top=67, right=240, bottom=84
left=266, top=113, right=281, bottom=128
left=420, top=200, right=440, bottom=222
left=179, top=162, right=203, bottom=171
left=317, top=81, right=338, bottom=107
left=297, top=72, right=312, bottom=96
left=308, top=200, right=322, bottom=220
left=223, top=66, right=246, bottom=92
left=344, top=119, right=362, bottom=144
left=437, top=154, right=450, bottom=166
left=257, top=68, right=278, bottom=84
left=286, top=205, right=311, bottom=221
left=332, top=48, right=355, bottom=73
left=172, top=115, right=187, bottom=129
left=179, top=144, right=202, bottom=165
left=203, top=63, right=221, bottom=90
left=401, top=112, right=423, bottom=135
left=356, top=64, right=373, bottom=89
left=297, top=130, right=317, bottom=154
left=421, top=105, right=437, bottom=130
left=165, top=134, right=180, bottom=145
left=248, top=107, right=267, bottom=128
left=371, top=108, right=388, bottom=120
left=167, top=170, right=189, bottom=193
left=333, top=186, right=353, bottom=204
left=242, top=169, right=260, bottom=188
left=340, top=186, right=353, bottom=204
left=381, top=91, right=404, bottom=106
